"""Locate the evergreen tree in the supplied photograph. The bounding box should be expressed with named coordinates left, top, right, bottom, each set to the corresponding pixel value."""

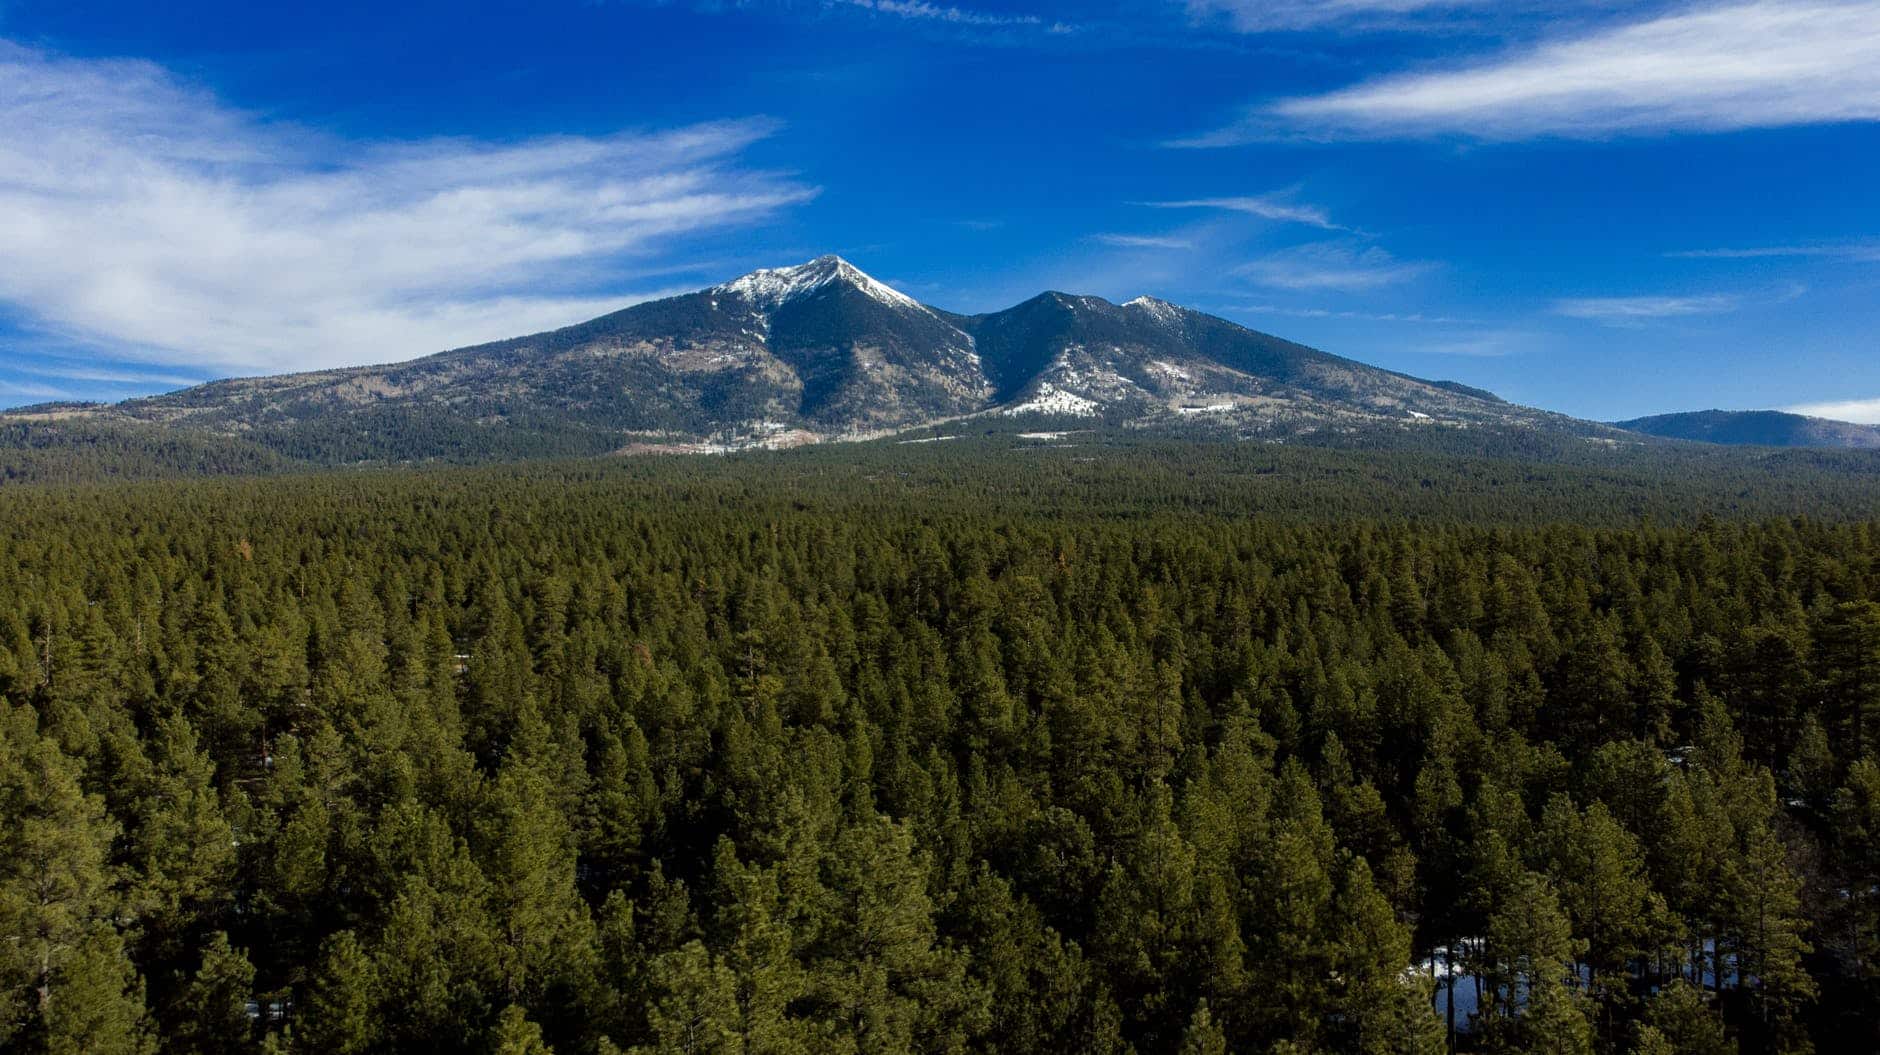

left=165, top=933, right=257, bottom=1055
left=492, top=1005, right=555, bottom=1055
left=1637, top=980, right=1736, bottom=1055
left=1176, top=1000, right=1225, bottom=1055
left=637, top=942, right=741, bottom=1055
left=0, top=706, right=151, bottom=1054
left=1724, top=826, right=1815, bottom=1051
left=295, top=931, right=377, bottom=1055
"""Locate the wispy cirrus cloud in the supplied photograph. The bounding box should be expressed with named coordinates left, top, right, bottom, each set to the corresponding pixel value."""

left=1783, top=397, right=1880, bottom=424
left=0, top=379, right=67, bottom=401
left=0, top=40, right=815, bottom=375
left=1191, top=0, right=1880, bottom=142
left=1142, top=194, right=1344, bottom=230
left=1413, top=330, right=1534, bottom=357
left=13, top=362, right=206, bottom=388
left=1234, top=303, right=1476, bottom=324
left=837, top=0, right=1057, bottom=26
left=1236, top=242, right=1435, bottom=291
left=1669, top=242, right=1880, bottom=261
left=1183, top=0, right=1494, bottom=32
left=1551, top=293, right=1738, bottom=322
left=1090, top=233, right=1196, bottom=249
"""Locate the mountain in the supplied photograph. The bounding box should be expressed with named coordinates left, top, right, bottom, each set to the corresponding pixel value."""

left=1615, top=409, right=1880, bottom=449
left=3, top=255, right=1622, bottom=468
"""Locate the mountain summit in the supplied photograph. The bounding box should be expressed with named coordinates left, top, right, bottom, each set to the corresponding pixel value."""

left=714, top=254, right=927, bottom=314
left=5, top=256, right=1612, bottom=462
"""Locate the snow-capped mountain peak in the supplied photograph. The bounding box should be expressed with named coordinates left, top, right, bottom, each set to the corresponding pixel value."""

left=716, top=254, right=926, bottom=314
left=1125, top=295, right=1185, bottom=327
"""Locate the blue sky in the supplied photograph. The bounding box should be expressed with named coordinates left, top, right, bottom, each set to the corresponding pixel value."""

left=0, top=0, right=1877, bottom=421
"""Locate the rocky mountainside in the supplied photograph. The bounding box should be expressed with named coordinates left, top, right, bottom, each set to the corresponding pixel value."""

left=1614, top=409, right=1880, bottom=449
left=4, top=255, right=1621, bottom=464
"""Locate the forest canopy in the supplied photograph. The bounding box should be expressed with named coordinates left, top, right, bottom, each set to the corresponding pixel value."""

left=2, top=447, right=1879, bottom=1053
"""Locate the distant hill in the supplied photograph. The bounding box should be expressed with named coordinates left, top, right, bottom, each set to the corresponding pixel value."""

left=1614, top=409, right=1880, bottom=449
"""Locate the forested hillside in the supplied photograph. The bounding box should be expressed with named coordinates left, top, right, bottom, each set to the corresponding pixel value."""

left=4, top=459, right=1880, bottom=1053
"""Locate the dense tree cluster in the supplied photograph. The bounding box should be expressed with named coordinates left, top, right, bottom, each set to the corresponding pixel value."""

left=0, top=419, right=292, bottom=484
left=7, top=426, right=1880, bottom=528
left=1, top=462, right=1879, bottom=1053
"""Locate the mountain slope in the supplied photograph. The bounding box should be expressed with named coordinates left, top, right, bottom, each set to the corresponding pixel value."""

left=4, top=255, right=1625, bottom=465
left=951, top=290, right=1551, bottom=433
left=1615, top=409, right=1880, bottom=449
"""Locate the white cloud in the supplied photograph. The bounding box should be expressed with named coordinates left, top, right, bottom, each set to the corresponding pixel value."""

left=1670, top=242, right=1880, bottom=261
left=838, top=0, right=1046, bottom=25
left=1224, top=1, right=1880, bottom=140
left=14, top=362, right=205, bottom=387
left=0, top=379, right=67, bottom=401
left=1234, top=303, right=1475, bottom=324
left=1784, top=397, right=1880, bottom=424
left=1414, top=331, right=1532, bottom=356
left=1144, top=195, right=1342, bottom=230
left=1090, top=233, right=1195, bottom=249
left=0, top=40, right=815, bottom=374
left=1184, top=0, right=1490, bottom=32
left=1235, top=242, right=1434, bottom=291
left=1551, top=293, right=1737, bottom=321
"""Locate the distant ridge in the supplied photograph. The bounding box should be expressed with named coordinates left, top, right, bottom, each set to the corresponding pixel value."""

left=1614, top=409, right=1880, bottom=449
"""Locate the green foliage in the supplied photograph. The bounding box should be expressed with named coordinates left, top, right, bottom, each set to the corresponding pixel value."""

left=166, top=933, right=256, bottom=1055
left=1, top=453, right=1878, bottom=1053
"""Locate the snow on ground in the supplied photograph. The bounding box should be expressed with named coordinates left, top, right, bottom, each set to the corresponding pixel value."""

left=1408, top=410, right=1432, bottom=420
left=1148, top=359, right=1192, bottom=383
left=1175, top=402, right=1235, bottom=415
left=1002, top=383, right=1100, bottom=417
left=897, top=435, right=958, bottom=444
left=1415, top=938, right=1736, bottom=1036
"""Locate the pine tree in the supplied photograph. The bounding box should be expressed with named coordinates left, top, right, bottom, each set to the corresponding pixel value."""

left=1177, top=1000, right=1226, bottom=1055
left=1329, top=858, right=1444, bottom=1055
left=121, top=714, right=237, bottom=974
left=40, top=927, right=155, bottom=1055
left=0, top=705, right=151, bottom=1054
left=479, top=745, right=599, bottom=1011
left=1517, top=975, right=1595, bottom=1055
left=1480, top=870, right=1582, bottom=1050
left=1832, top=759, right=1880, bottom=1028
left=1241, top=761, right=1337, bottom=1048
left=810, top=812, right=988, bottom=1054
left=167, top=933, right=257, bottom=1055
left=492, top=1005, right=555, bottom=1055
left=295, top=931, right=376, bottom=1055
left=1540, top=796, right=1655, bottom=1039
left=1637, top=980, right=1735, bottom=1055
left=709, top=840, right=815, bottom=1055
left=1724, top=825, right=1815, bottom=1050
left=1817, top=601, right=1880, bottom=762
left=637, top=942, right=741, bottom=1055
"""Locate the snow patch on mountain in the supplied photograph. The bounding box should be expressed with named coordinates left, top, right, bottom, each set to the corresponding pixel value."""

left=1148, top=359, right=1192, bottom=383
left=1002, top=383, right=1099, bottom=417
left=1034, top=348, right=1146, bottom=409
left=717, top=254, right=925, bottom=314
left=1126, top=296, right=1184, bottom=328
left=715, top=255, right=982, bottom=375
